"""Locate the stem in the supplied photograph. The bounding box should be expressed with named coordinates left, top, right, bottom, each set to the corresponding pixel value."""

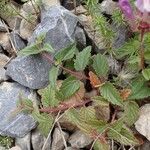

left=41, top=52, right=89, bottom=80
left=139, top=29, right=145, bottom=70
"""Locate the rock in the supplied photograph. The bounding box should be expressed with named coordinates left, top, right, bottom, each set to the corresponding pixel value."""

left=0, top=82, right=37, bottom=137
left=0, top=19, right=7, bottom=32
left=20, top=1, right=39, bottom=40
left=15, top=133, right=31, bottom=150
left=64, top=147, right=79, bottom=150
left=51, top=128, right=69, bottom=150
left=0, top=54, right=9, bottom=67
left=0, top=68, right=9, bottom=83
left=68, top=130, right=93, bottom=148
left=9, top=145, right=22, bottom=150
left=29, top=5, right=86, bottom=51
left=61, top=0, right=81, bottom=10
left=10, top=31, right=26, bottom=51
left=139, top=140, right=150, bottom=150
left=0, top=32, right=12, bottom=54
left=135, top=104, right=150, bottom=141
left=100, top=0, right=118, bottom=15
left=6, top=54, right=51, bottom=89
left=31, top=129, right=51, bottom=150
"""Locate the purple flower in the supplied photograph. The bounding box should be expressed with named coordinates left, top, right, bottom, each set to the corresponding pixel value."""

left=135, top=0, right=150, bottom=13
left=119, top=0, right=134, bottom=19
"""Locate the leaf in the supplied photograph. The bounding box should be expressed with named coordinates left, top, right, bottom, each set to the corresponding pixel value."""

left=129, top=77, right=150, bottom=99
left=92, top=54, right=109, bottom=77
left=18, top=44, right=43, bottom=56
left=108, top=126, right=139, bottom=146
left=49, top=66, right=59, bottom=88
left=32, top=111, right=54, bottom=136
left=94, top=140, right=110, bottom=150
left=59, top=76, right=80, bottom=99
left=55, top=43, right=77, bottom=62
left=100, top=82, right=123, bottom=106
left=74, top=46, right=91, bottom=71
left=122, top=101, right=139, bottom=126
left=38, top=84, right=59, bottom=107
left=142, top=68, right=150, bottom=80
left=42, top=43, right=54, bottom=53
left=89, top=71, right=103, bottom=88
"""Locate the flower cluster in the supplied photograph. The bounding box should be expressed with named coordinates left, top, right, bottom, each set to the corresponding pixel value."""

left=119, top=0, right=150, bottom=32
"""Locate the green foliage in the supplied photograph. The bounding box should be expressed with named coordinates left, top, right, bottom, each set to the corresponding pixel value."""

left=0, top=136, right=13, bottom=149
left=92, top=54, right=109, bottom=77
left=94, top=141, right=110, bottom=150
left=100, top=82, right=123, bottom=106
left=74, top=46, right=91, bottom=71
left=32, top=111, right=54, bottom=136
left=142, top=68, right=150, bottom=80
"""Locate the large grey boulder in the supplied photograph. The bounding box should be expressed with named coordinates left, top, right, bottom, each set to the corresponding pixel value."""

left=0, top=82, right=37, bottom=137
left=6, top=6, right=86, bottom=89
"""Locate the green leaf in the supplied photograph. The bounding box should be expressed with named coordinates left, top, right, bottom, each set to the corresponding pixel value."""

left=18, top=44, right=43, bottom=56
left=32, top=111, right=54, bottom=136
left=38, top=85, right=59, bottom=107
left=100, top=82, right=123, bottom=106
left=122, top=101, right=139, bottom=126
left=59, top=76, right=80, bottom=99
left=55, top=43, right=77, bottom=62
left=129, top=77, right=150, bottom=99
left=49, top=66, right=59, bottom=88
left=108, top=126, right=139, bottom=146
left=74, top=46, right=91, bottom=71
left=94, top=141, right=109, bottom=150
left=42, top=43, right=54, bottom=53
left=92, top=54, right=109, bottom=77
left=142, top=68, right=150, bottom=80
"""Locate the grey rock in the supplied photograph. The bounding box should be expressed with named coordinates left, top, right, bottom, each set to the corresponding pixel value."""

left=0, top=68, right=9, bottom=83
left=68, top=130, right=93, bottom=148
left=29, top=6, right=85, bottom=51
left=135, top=104, right=150, bottom=141
left=15, top=133, right=31, bottom=150
left=31, top=129, right=51, bottom=150
left=10, top=31, right=26, bottom=51
left=0, top=82, right=37, bottom=137
left=9, top=145, right=22, bottom=150
left=139, top=140, right=150, bottom=150
left=64, top=147, right=79, bottom=150
left=6, top=54, right=51, bottom=89
left=51, top=127, right=69, bottom=150
left=0, top=54, right=9, bottom=68
left=0, top=19, right=7, bottom=32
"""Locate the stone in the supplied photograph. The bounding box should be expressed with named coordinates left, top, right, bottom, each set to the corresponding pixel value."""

left=15, top=133, right=31, bottom=150
left=29, top=5, right=85, bottom=52
left=0, top=68, right=9, bottom=83
left=0, top=19, right=7, bottom=32
left=139, top=140, right=150, bottom=150
left=0, top=82, right=37, bottom=137
left=10, top=31, right=26, bottom=51
left=100, top=0, right=118, bottom=15
left=6, top=54, right=51, bottom=89
left=68, top=130, right=93, bottom=148
left=61, top=0, right=81, bottom=10
left=0, top=32, right=11, bottom=54
left=9, top=145, right=22, bottom=150
left=31, top=129, right=51, bottom=150
left=135, top=104, right=150, bottom=141
left=64, top=147, right=79, bottom=150
left=20, top=1, right=39, bottom=40
left=51, top=127, right=69, bottom=150
left=0, top=54, right=9, bottom=68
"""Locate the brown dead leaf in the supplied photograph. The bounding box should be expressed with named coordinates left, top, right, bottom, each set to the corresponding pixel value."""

left=120, top=89, right=131, bottom=100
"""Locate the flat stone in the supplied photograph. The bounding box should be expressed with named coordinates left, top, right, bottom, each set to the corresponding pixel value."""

left=64, top=147, right=79, bottom=150
left=0, top=68, right=9, bottom=83
left=51, top=127, right=69, bottom=150
left=31, top=129, right=51, bottom=150
left=135, top=104, right=150, bottom=141
left=0, top=19, right=7, bottom=32
left=15, top=133, right=31, bottom=150
left=0, top=54, right=9, bottom=68
left=9, top=145, right=22, bottom=150
left=6, top=54, right=51, bottom=89
left=0, top=82, right=37, bottom=137
left=68, top=130, right=93, bottom=148
left=10, top=31, right=26, bottom=51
